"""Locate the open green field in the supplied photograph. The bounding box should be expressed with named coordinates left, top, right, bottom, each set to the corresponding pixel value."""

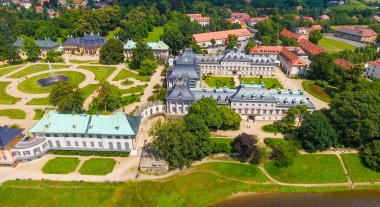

left=69, top=59, right=96, bottom=64
left=79, top=158, right=116, bottom=175
left=204, top=76, right=235, bottom=88
left=78, top=65, right=116, bottom=81
left=264, top=154, right=347, bottom=184
left=318, top=37, right=356, bottom=53
left=239, top=77, right=283, bottom=89
left=0, top=65, right=24, bottom=77
left=82, top=84, right=99, bottom=99
left=144, top=26, right=164, bottom=42
left=42, top=157, right=80, bottom=174
left=8, top=64, right=69, bottom=78
left=2, top=161, right=380, bottom=207
left=18, top=71, right=86, bottom=94
left=0, top=109, right=26, bottom=119
left=0, top=82, right=20, bottom=104
left=113, top=68, right=150, bottom=82
left=120, top=85, right=146, bottom=95
left=302, top=80, right=335, bottom=103
left=341, top=153, right=380, bottom=182
left=27, top=97, right=50, bottom=105
left=210, top=138, right=233, bottom=153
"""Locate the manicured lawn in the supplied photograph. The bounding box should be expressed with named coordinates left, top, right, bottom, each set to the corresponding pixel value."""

left=0, top=82, right=20, bottom=104
left=82, top=84, right=99, bottom=99
left=8, top=64, right=69, bottom=78
left=239, top=77, right=283, bottom=89
left=79, top=158, right=116, bottom=175
left=0, top=109, right=26, bottom=119
left=264, top=154, right=347, bottom=184
left=78, top=65, right=116, bottom=81
left=33, top=109, right=45, bottom=120
left=0, top=65, right=24, bottom=77
left=113, top=68, right=150, bottom=82
left=144, top=26, right=164, bottom=42
left=210, top=138, right=233, bottom=153
left=69, top=59, right=96, bottom=64
left=27, top=97, right=50, bottom=105
left=318, top=36, right=356, bottom=53
left=120, top=85, right=146, bottom=95
left=17, top=71, right=86, bottom=94
left=42, top=157, right=80, bottom=174
left=204, top=76, right=235, bottom=88
left=302, top=80, right=333, bottom=103
left=341, top=153, right=380, bottom=182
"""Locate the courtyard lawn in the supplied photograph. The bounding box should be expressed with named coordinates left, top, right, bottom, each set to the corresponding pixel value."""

left=0, top=82, right=21, bottom=104
left=302, top=80, right=335, bottom=103
left=78, top=65, right=116, bottom=81
left=79, top=158, right=116, bottom=175
left=17, top=71, right=86, bottom=94
left=81, top=84, right=99, bottom=99
left=239, top=77, right=283, bottom=89
left=210, top=138, right=233, bottom=153
left=69, top=59, right=96, bottom=64
left=341, top=153, right=380, bottom=182
left=264, top=154, right=347, bottom=184
left=8, top=64, right=69, bottom=78
left=144, top=26, right=164, bottom=42
left=113, top=68, right=150, bottom=82
left=120, top=85, right=146, bottom=95
left=0, top=65, right=24, bottom=77
left=0, top=109, right=26, bottom=119
left=318, top=37, right=356, bottom=53
left=27, top=97, right=50, bottom=105
left=204, top=76, right=235, bottom=88
left=42, top=157, right=80, bottom=174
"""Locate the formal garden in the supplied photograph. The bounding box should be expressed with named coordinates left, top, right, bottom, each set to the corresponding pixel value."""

left=203, top=76, right=235, bottom=88
left=0, top=109, right=26, bottom=119
left=239, top=77, right=283, bottom=89
left=42, top=157, right=81, bottom=174
left=301, top=80, right=337, bottom=103
left=79, top=158, right=117, bottom=175
left=0, top=82, right=20, bottom=104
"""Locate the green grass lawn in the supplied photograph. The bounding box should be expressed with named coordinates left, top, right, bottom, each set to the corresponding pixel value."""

left=0, top=65, right=24, bottom=77
left=0, top=82, right=21, bottom=104
left=318, top=37, right=356, bottom=53
left=113, top=68, right=150, bottom=82
left=0, top=109, right=26, bottom=119
left=239, top=77, right=283, bottom=89
left=120, top=85, right=146, bottom=95
left=8, top=64, right=69, bottom=78
left=81, top=84, right=99, bottom=99
left=17, top=71, right=86, bottom=94
left=302, top=80, right=334, bottom=103
left=264, top=154, right=347, bottom=184
left=144, top=26, right=164, bottom=42
left=204, top=76, right=235, bottom=88
left=210, top=138, right=233, bottom=153
left=42, top=157, right=80, bottom=174
left=341, top=153, right=380, bottom=182
left=79, top=158, right=116, bottom=175
left=78, top=65, right=116, bottom=81
left=69, top=59, right=96, bottom=64
left=33, top=109, right=45, bottom=120
left=27, top=97, right=50, bottom=105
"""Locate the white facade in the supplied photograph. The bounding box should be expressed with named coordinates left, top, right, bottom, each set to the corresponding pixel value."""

left=366, top=61, right=380, bottom=79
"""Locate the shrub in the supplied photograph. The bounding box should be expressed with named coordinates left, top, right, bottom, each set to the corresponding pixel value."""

left=232, top=133, right=258, bottom=162
left=315, top=80, right=329, bottom=88
left=270, top=141, right=299, bottom=167
left=360, top=140, right=380, bottom=172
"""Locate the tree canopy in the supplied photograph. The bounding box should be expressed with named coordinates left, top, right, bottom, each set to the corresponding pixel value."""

left=49, top=81, right=84, bottom=113
left=99, top=39, right=124, bottom=65
left=130, top=41, right=154, bottom=69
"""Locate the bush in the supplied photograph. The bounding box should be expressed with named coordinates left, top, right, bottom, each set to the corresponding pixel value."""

left=250, top=146, right=269, bottom=165
left=49, top=150, right=129, bottom=157
left=232, top=133, right=258, bottom=162
left=361, top=140, right=380, bottom=172
left=265, top=138, right=300, bottom=167
left=315, top=80, right=329, bottom=88
left=262, top=124, right=281, bottom=133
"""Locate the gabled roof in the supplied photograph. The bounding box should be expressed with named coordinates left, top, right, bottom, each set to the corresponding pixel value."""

left=0, top=126, right=23, bottom=147
left=369, top=59, right=380, bottom=67
left=297, top=39, right=325, bottom=57
left=192, top=29, right=251, bottom=43
left=166, top=84, right=194, bottom=101
left=250, top=46, right=284, bottom=54
left=123, top=40, right=137, bottom=49
left=334, top=58, right=354, bottom=69
left=279, top=47, right=308, bottom=66
left=13, top=37, right=58, bottom=48
left=147, top=41, right=169, bottom=50
left=280, top=29, right=305, bottom=41
left=230, top=84, right=278, bottom=103
left=230, top=12, right=250, bottom=20
left=334, top=27, right=377, bottom=37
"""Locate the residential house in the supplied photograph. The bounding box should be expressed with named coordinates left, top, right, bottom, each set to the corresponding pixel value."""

left=187, top=14, right=210, bottom=26
left=366, top=59, right=380, bottom=79
left=334, top=58, right=354, bottom=69
left=318, top=15, right=330, bottom=21
left=247, top=16, right=268, bottom=27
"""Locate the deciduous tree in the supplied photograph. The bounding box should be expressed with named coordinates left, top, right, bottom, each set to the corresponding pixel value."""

left=99, top=39, right=124, bottom=65
left=49, top=81, right=84, bottom=113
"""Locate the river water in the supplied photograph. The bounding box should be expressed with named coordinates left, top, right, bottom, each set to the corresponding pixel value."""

left=212, top=190, right=380, bottom=207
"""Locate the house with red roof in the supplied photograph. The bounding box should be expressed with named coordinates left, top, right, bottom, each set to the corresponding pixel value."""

left=187, top=14, right=210, bottom=26
left=192, top=29, right=252, bottom=48
left=280, top=29, right=306, bottom=41
left=279, top=47, right=308, bottom=76
left=366, top=59, right=380, bottom=79
left=333, top=27, right=377, bottom=43
left=226, top=18, right=247, bottom=28
left=230, top=13, right=251, bottom=21
left=297, top=39, right=325, bottom=57
left=318, top=15, right=330, bottom=21
left=334, top=58, right=354, bottom=69
left=247, top=16, right=268, bottom=27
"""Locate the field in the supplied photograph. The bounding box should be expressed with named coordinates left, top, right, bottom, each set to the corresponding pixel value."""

left=204, top=76, right=235, bottom=88
left=0, top=109, right=26, bottom=119
left=0, top=65, right=24, bottom=77
left=113, top=68, right=150, bottom=82
left=302, top=80, right=334, bottom=103
left=78, top=65, right=116, bottom=81
left=264, top=154, right=347, bottom=184
left=0, top=82, right=20, bottom=104
left=210, top=138, right=233, bottom=153
left=318, top=36, right=356, bottom=53
left=144, top=26, right=164, bottom=42
left=79, top=158, right=116, bottom=175
left=41, top=157, right=80, bottom=174
left=341, top=153, right=380, bottom=182
left=239, top=77, right=283, bottom=89
left=17, top=71, right=86, bottom=94
left=8, top=64, right=69, bottom=78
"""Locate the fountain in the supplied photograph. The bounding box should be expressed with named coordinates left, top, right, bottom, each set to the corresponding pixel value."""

left=37, top=61, right=68, bottom=87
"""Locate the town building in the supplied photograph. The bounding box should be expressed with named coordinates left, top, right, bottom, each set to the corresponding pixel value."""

left=230, top=13, right=251, bottom=21
left=333, top=27, right=377, bottom=43
left=297, top=39, right=325, bottom=57
left=280, top=29, right=306, bottom=41
left=13, top=37, right=59, bottom=52
left=196, top=52, right=276, bottom=76
left=123, top=40, right=169, bottom=59
left=226, top=18, right=248, bottom=28
left=187, top=14, right=211, bottom=26
left=295, top=25, right=323, bottom=35
left=366, top=59, right=380, bottom=79
left=334, top=58, right=354, bottom=69
left=192, top=29, right=252, bottom=48
left=62, top=33, right=106, bottom=55
left=247, top=16, right=268, bottom=27
left=318, top=15, right=330, bottom=21
left=0, top=126, right=24, bottom=167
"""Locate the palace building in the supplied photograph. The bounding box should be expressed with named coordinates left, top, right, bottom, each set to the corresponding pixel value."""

left=13, top=37, right=59, bottom=53
left=62, top=33, right=106, bottom=55
left=123, top=40, right=169, bottom=59
left=0, top=126, right=24, bottom=167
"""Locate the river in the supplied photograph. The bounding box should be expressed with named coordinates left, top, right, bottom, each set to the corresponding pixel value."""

left=212, top=190, right=380, bottom=207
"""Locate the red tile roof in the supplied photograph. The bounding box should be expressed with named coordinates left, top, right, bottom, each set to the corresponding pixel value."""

left=187, top=14, right=202, bottom=18
left=334, top=27, right=377, bottom=37
left=231, top=13, right=250, bottom=20
left=250, top=46, right=284, bottom=55
left=194, top=17, right=210, bottom=22
left=226, top=18, right=247, bottom=27
left=280, top=47, right=307, bottom=66
left=280, top=29, right=305, bottom=41
left=297, top=39, right=325, bottom=57
left=334, top=58, right=354, bottom=69
left=192, top=29, right=252, bottom=43
left=369, top=59, right=380, bottom=67
left=249, top=17, right=268, bottom=23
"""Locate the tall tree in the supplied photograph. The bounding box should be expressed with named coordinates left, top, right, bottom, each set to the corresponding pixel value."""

left=49, top=81, right=84, bottom=113
left=308, top=29, right=323, bottom=44
left=130, top=41, right=154, bottom=69
left=226, top=34, right=238, bottom=50
left=188, top=98, right=223, bottom=130
left=219, top=106, right=241, bottom=130
left=185, top=114, right=212, bottom=160
left=22, top=37, right=41, bottom=62
left=99, top=39, right=124, bottom=65
left=232, top=133, right=258, bottom=162
left=138, top=58, right=158, bottom=76
left=89, top=82, right=121, bottom=112
left=361, top=140, right=380, bottom=172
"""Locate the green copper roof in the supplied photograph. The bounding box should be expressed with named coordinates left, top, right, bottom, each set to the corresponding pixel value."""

left=29, top=111, right=141, bottom=136
left=124, top=40, right=169, bottom=50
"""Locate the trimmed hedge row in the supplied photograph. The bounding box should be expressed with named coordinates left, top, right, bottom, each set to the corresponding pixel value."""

left=49, top=150, right=129, bottom=157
